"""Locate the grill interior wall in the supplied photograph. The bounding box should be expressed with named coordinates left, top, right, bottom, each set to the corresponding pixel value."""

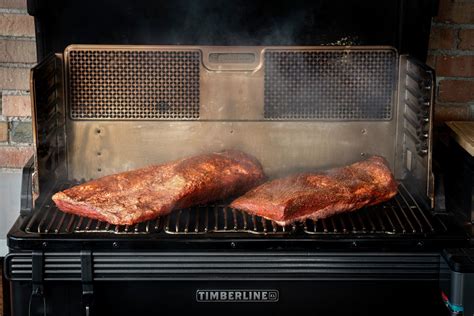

left=56, top=46, right=409, bottom=185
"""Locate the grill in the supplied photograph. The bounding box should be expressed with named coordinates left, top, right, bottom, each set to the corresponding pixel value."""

left=5, top=44, right=470, bottom=316
left=22, top=182, right=447, bottom=237
left=5, top=2, right=472, bottom=316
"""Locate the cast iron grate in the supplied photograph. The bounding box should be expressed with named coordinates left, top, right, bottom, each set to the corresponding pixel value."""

left=264, top=49, right=397, bottom=120
left=23, top=183, right=446, bottom=236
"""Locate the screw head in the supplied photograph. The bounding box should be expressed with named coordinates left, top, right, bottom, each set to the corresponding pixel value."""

left=42, top=242, right=48, bottom=248
left=112, top=242, right=119, bottom=248
left=230, top=242, right=236, bottom=248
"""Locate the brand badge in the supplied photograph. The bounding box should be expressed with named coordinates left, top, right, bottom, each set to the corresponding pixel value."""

left=196, top=289, right=279, bottom=303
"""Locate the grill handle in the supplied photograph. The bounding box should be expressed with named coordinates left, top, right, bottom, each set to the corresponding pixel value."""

left=28, top=251, right=46, bottom=316
left=81, top=251, right=94, bottom=316
left=21, top=156, right=35, bottom=216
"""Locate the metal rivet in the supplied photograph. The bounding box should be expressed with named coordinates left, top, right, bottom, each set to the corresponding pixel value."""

left=42, top=242, right=48, bottom=248
left=361, top=129, right=367, bottom=135
left=230, top=242, right=236, bottom=248
left=113, top=242, right=119, bottom=248
left=352, top=241, right=358, bottom=247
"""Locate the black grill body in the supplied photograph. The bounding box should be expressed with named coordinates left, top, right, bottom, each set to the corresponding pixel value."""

left=7, top=253, right=449, bottom=316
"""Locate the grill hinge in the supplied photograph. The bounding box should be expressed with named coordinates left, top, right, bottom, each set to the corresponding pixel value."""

left=29, top=251, right=46, bottom=316
left=20, top=156, right=35, bottom=215
left=81, top=250, right=94, bottom=316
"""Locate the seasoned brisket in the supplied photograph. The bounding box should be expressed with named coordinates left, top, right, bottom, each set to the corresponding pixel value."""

left=52, top=150, right=265, bottom=225
left=230, top=156, right=398, bottom=225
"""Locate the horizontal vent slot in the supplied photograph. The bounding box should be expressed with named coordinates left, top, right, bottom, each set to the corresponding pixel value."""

left=6, top=252, right=440, bottom=281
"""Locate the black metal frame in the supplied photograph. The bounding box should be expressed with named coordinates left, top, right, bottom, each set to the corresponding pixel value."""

left=27, top=0, right=439, bottom=62
left=4, top=250, right=452, bottom=316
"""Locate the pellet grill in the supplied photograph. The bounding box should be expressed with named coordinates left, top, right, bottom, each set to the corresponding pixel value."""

left=2, top=1, right=474, bottom=315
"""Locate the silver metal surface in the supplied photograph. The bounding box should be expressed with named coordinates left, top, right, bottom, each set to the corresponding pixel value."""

left=396, top=56, right=435, bottom=207
left=67, top=120, right=396, bottom=180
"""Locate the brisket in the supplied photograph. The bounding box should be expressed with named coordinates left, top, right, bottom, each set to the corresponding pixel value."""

left=52, top=150, right=265, bottom=225
left=230, top=156, right=398, bottom=225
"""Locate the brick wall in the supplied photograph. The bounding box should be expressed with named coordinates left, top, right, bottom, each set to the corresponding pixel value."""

left=0, top=0, right=35, bottom=170
left=428, top=0, right=474, bottom=123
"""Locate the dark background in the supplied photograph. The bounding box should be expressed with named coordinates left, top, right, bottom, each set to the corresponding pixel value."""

left=28, top=0, right=438, bottom=61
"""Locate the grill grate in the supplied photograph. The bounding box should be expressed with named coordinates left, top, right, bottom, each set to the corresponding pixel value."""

left=303, top=184, right=444, bottom=234
left=264, top=49, right=397, bottom=120
left=164, top=206, right=296, bottom=235
left=67, top=49, right=201, bottom=120
left=23, top=183, right=446, bottom=236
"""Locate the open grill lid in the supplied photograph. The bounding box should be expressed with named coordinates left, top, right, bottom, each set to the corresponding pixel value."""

left=27, top=0, right=438, bottom=61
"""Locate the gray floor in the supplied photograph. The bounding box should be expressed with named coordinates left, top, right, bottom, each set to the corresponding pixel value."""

left=0, top=170, right=22, bottom=256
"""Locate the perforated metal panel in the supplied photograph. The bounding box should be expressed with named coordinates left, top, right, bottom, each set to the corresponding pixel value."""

left=264, top=49, right=397, bottom=120
left=67, top=49, right=200, bottom=119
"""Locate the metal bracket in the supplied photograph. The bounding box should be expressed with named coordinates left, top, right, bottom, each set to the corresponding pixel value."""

left=81, top=250, right=94, bottom=316
left=21, top=156, right=35, bottom=216
left=29, top=251, right=46, bottom=316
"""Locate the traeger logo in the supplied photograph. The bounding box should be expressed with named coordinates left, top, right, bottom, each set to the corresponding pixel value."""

left=196, top=290, right=279, bottom=303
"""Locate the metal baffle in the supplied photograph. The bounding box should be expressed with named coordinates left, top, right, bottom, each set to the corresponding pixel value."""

left=81, top=250, right=94, bottom=316
left=29, top=251, right=46, bottom=316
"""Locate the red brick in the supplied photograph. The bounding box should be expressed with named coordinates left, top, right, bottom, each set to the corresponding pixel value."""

left=0, top=13, right=35, bottom=37
left=0, top=146, right=34, bottom=168
left=0, top=0, right=27, bottom=9
left=0, top=66, right=30, bottom=90
left=435, top=103, right=471, bottom=123
left=0, top=39, right=36, bottom=63
left=438, top=80, right=474, bottom=103
left=436, top=55, right=474, bottom=77
left=2, top=95, right=31, bottom=116
left=0, top=121, right=7, bottom=142
left=459, top=29, right=474, bottom=50
left=435, top=0, right=474, bottom=24
left=428, top=27, right=456, bottom=50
